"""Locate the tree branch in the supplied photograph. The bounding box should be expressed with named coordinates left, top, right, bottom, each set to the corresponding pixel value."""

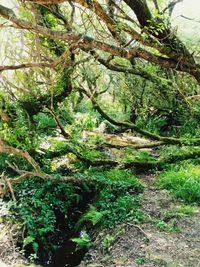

left=5, top=162, right=89, bottom=187
left=26, top=0, right=65, bottom=3
left=46, top=107, right=70, bottom=139
left=94, top=53, right=172, bottom=91
left=0, top=139, right=39, bottom=170
left=79, top=88, right=200, bottom=146
left=0, top=4, right=199, bottom=82
left=162, top=0, right=183, bottom=16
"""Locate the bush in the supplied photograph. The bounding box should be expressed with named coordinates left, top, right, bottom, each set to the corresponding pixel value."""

left=136, top=115, right=167, bottom=134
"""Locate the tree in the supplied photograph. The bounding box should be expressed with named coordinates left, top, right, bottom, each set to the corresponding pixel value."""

left=1, top=1, right=200, bottom=262
left=0, top=0, right=200, bottom=174
left=0, top=0, right=199, bottom=79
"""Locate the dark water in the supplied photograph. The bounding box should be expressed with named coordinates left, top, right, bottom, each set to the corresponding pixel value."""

left=36, top=191, right=96, bottom=267
left=44, top=240, right=87, bottom=267
left=21, top=186, right=96, bottom=267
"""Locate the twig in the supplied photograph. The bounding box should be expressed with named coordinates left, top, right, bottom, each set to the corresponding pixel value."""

left=1, top=172, right=16, bottom=202
left=127, top=223, right=148, bottom=237
left=46, top=107, right=70, bottom=139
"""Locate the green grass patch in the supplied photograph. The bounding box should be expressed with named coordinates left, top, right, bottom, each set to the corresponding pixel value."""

left=157, top=164, right=200, bottom=204
left=153, top=219, right=179, bottom=232
left=163, top=205, right=197, bottom=221
left=173, top=205, right=197, bottom=216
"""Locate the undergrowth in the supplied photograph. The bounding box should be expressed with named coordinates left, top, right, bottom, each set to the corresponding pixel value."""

left=11, top=177, right=95, bottom=261
left=9, top=169, right=144, bottom=260
left=76, top=169, right=145, bottom=229
left=157, top=164, right=200, bottom=204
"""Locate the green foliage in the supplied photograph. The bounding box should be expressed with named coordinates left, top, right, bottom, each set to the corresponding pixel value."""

left=153, top=219, right=176, bottom=232
left=163, top=205, right=196, bottom=221
left=34, top=112, right=56, bottom=135
left=169, top=117, right=200, bottom=138
left=79, top=169, right=145, bottom=228
left=13, top=178, right=86, bottom=255
left=69, top=109, right=100, bottom=136
left=159, top=145, right=200, bottom=167
left=101, top=234, right=116, bottom=252
left=135, top=257, right=146, bottom=265
left=136, top=115, right=167, bottom=134
left=98, top=195, right=145, bottom=227
left=124, top=148, right=155, bottom=162
left=85, top=169, right=145, bottom=193
left=80, top=65, right=101, bottom=88
left=76, top=205, right=105, bottom=230
left=71, top=232, right=92, bottom=250
left=172, top=205, right=196, bottom=216
left=112, top=57, right=131, bottom=67
left=2, top=1, right=200, bottom=265
left=0, top=109, right=39, bottom=150
left=39, top=6, right=66, bottom=56
left=80, top=147, right=102, bottom=160
left=0, top=154, right=35, bottom=174
left=157, top=164, right=200, bottom=204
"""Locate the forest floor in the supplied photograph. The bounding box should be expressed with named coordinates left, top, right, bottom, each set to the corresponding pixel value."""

left=0, top=200, right=30, bottom=267
left=1, top=133, right=200, bottom=267
left=79, top=174, right=200, bottom=267
left=2, top=176, right=200, bottom=267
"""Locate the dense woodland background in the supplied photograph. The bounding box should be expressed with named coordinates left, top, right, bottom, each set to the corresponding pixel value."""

left=0, top=0, right=200, bottom=266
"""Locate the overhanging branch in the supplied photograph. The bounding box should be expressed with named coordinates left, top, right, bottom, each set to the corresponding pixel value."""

left=0, top=4, right=200, bottom=82
left=80, top=88, right=200, bottom=146
left=94, top=53, right=172, bottom=90
left=0, top=139, right=39, bottom=170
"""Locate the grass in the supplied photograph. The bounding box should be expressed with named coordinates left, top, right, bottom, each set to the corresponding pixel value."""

left=163, top=205, right=197, bottom=221
left=172, top=205, right=196, bottom=215
left=157, top=164, right=200, bottom=204
left=153, top=219, right=179, bottom=232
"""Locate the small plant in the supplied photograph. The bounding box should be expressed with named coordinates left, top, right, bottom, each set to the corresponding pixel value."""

left=135, top=256, right=146, bottom=265
left=124, top=148, right=155, bottom=163
left=102, top=234, right=115, bottom=252
left=75, top=205, right=105, bottom=230
left=154, top=219, right=173, bottom=232
left=136, top=115, right=167, bottom=134
left=71, top=232, right=92, bottom=250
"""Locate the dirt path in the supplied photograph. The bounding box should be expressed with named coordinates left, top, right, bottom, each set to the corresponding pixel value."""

left=79, top=176, right=200, bottom=267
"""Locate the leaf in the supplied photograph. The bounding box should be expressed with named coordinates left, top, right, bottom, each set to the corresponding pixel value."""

left=23, top=235, right=35, bottom=247
left=71, top=233, right=91, bottom=250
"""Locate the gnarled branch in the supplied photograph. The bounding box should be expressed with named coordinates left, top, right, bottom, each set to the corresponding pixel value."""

left=0, top=4, right=199, bottom=82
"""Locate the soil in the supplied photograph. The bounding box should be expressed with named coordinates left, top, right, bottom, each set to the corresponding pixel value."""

left=79, top=175, right=200, bottom=267
left=0, top=200, right=38, bottom=267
